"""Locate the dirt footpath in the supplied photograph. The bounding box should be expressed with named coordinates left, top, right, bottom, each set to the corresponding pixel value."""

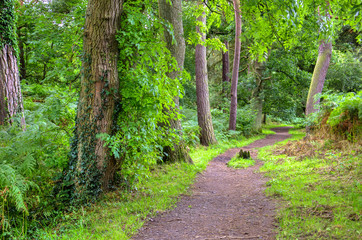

left=134, top=127, right=292, bottom=240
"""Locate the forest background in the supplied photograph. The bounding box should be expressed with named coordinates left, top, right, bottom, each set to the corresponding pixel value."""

left=0, top=0, right=361, bottom=239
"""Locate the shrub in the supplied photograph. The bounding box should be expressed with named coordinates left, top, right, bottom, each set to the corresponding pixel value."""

left=308, top=91, right=361, bottom=142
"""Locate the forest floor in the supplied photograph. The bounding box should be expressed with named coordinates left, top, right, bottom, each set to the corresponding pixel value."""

left=133, top=127, right=292, bottom=240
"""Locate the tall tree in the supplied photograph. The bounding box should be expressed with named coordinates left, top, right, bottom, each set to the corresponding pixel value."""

left=0, top=0, right=25, bottom=127
left=228, top=0, right=241, bottom=130
left=68, top=0, right=123, bottom=199
left=306, top=4, right=332, bottom=116
left=158, top=0, right=192, bottom=163
left=195, top=2, right=217, bottom=146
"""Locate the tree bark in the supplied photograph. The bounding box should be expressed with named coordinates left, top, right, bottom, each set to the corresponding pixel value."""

left=70, top=0, right=123, bottom=197
left=158, top=0, right=192, bottom=163
left=0, top=46, right=26, bottom=127
left=195, top=1, right=217, bottom=146
left=229, top=0, right=241, bottom=130
left=222, top=40, right=230, bottom=94
left=305, top=40, right=332, bottom=116
left=0, top=0, right=25, bottom=128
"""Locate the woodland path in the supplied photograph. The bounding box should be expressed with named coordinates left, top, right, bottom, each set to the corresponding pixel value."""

left=134, top=127, right=292, bottom=240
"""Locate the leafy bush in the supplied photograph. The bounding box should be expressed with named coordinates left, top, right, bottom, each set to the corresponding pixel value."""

left=181, top=109, right=200, bottom=147
left=308, top=91, right=362, bottom=142
left=236, top=105, right=256, bottom=136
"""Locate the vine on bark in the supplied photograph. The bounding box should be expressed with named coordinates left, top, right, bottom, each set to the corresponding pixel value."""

left=0, top=0, right=18, bottom=55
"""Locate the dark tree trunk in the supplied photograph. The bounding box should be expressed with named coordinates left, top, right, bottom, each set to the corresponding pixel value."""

left=306, top=40, right=332, bottom=116
left=195, top=2, right=217, bottom=146
left=19, top=38, right=26, bottom=80
left=158, top=0, right=192, bottom=163
left=229, top=0, right=241, bottom=130
left=70, top=0, right=123, bottom=198
left=0, top=0, right=25, bottom=128
left=222, top=40, right=230, bottom=94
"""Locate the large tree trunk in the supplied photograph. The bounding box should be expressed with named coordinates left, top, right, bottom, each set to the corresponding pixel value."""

left=305, top=40, right=332, bottom=116
left=228, top=0, right=241, bottom=130
left=222, top=40, right=230, bottom=94
left=195, top=2, right=217, bottom=146
left=251, top=59, right=264, bottom=132
left=0, top=0, right=25, bottom=128
left=158, top=0, right=192, bottom=163
left=70, top=0, right=123, bottom=198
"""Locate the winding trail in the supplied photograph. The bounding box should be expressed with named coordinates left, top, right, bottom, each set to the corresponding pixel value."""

left=134, top=127, right=292, bottom=240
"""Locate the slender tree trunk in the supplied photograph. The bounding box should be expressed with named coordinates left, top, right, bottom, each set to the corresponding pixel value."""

left=251, top=60, right=264, bottom=132
left=222, top=40, right=230, bottom=94
left=70, top=0, right=123, bottom=198
left=0, top=0, right=25, bottom=128
left=229, top=0, right=241, bottom=130
left=158, top=0, right=192, bottom=163
left=195, top=2, right=217, bottom=146
left=306, top=40, right=332, bottom=116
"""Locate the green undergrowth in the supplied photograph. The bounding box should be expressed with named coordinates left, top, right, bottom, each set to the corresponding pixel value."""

left=38, top=129, right=272, bottom=239
left=259, top=128, right=362, bottom=239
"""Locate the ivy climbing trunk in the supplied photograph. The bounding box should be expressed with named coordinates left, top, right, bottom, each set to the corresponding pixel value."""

left=195, top=1, right=217, bottom=146
left=0, top=0, right=25, bottom=128
left=229, top=0, right=241, bottom=130
left=222, top=40, right=230, bottom=95
left=158, top=0, right=192, bottom=163
left=70, top=0, right=123, bottom=199
left=306, top=40, right=332, bottom=116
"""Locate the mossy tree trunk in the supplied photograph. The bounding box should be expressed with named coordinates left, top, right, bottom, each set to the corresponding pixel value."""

left=70, top=0, right=123, bottom=199
left=158, top=0, right=192, bottom=163
left=0, top=0, right=25, bottom=128
left=195, top=2, right=217, bottom=146
left=229, top=0, right=241, bottom=131
left=305, top=40, right=332, bottom=116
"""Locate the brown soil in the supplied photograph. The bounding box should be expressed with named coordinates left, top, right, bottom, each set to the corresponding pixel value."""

left=133, top=127, right=292, bottom=240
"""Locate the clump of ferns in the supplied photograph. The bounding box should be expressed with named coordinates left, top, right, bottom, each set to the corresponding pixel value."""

left=0, top=162, right=39, bottom=235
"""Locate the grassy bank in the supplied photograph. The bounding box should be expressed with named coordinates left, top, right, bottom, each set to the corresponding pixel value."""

left=259, top=128, right=361, bottom=239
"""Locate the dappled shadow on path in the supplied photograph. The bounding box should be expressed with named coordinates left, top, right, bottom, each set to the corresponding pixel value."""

left=133, top=127, right=292, bottom=240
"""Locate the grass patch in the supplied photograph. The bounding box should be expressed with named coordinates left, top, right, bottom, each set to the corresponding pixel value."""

left=258, top=128, right=362, bottom=239
left=38, top=131, right=273, bottom=239
left=227, top=156, right=255, bottom=169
